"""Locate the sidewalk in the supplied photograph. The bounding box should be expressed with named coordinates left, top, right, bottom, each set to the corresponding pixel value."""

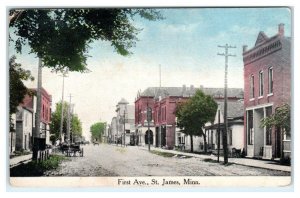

left=9, top=153, right=32, bottom=168
left=139, top=146, right=291, bottom=172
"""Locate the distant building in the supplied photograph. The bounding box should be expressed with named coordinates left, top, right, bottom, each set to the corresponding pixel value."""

left=114, top=98, right=135, bottom=145
left=135, top=85, right=244, bottom=149
left=243, top=24, right=291, bottom=159
left=110, top=117, right=118, bottom=143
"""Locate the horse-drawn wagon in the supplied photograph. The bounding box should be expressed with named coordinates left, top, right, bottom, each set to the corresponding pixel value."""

left=61, top=143, right=84, bottom=157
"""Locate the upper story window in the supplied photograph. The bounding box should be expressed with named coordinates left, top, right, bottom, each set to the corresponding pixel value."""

left=268, top=67, right=273, bottom=94
left=259, top=71, right=264, bottom=97
left=250, top=75, right=255, bottom=99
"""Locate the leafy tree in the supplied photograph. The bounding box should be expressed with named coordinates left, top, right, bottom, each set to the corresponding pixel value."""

left=50, top=101, right=82, bottom=142
left=9, top=55, right=34, bottom=131
left=71, top=114, right=83, bottom=141
left=9, top=8, right=163, bottom=72
left=260, top=103, right=291, bottom=135
left=90, top=122, right=106, bottom=143
left=261, top=103, right=291, bottom=160
left=176, top=90, right=217, bottom=153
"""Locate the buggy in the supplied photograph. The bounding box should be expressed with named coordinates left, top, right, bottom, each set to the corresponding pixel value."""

left=61, top=143, right=84, bottom=157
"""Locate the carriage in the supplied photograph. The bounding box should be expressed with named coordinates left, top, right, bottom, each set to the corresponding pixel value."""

left=61, top=143, right=84, bottom=157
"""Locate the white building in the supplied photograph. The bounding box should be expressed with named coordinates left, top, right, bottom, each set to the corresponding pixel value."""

left=179, top=100, right=244, bottom=155
left=15, top=106, right=33, bottom=151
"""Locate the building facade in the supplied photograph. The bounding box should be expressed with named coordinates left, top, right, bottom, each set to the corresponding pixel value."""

left=23, top=87, right=52, bottom=144
left=135, top=85, right=244, bottom=150
left=114, top=98, right=135, bottom=145
left=12, top=87, right=52, bottom=151
left=15, top=106, right=33, bottom=151
left=243, top=24, right=291, bottom=159
left=203, top=100, right=244, bottom=154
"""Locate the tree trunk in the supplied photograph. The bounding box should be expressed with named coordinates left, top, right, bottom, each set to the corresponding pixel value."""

left=190, top=135, right=193, bottom=153
left=203, top=132, right=207, bottom=154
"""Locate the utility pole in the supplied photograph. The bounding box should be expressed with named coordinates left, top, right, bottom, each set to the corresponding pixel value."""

left=123, top=110, right=126, bottom=147
left=59, top=70, right=68, bottom=143
left=217, top=107, right=221, bottom=162
left=34, top=58, right=42, bottom=138
left=33, top=57, right=42, bottom=160
left=147, top=97, right=152, bottom=151
left=217, top=44, right=236, bottom=165
left=67, top=94, right=72, bottom=145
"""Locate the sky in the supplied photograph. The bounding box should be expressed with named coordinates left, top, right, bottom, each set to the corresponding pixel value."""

left=8, top=8, right=291, bottom=141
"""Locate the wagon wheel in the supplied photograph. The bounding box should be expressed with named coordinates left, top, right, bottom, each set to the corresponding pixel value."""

left=80, top=148, right=84, bottom=157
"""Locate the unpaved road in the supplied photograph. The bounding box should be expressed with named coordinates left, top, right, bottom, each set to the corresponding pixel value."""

left=45, top=144, right=290, bottom=177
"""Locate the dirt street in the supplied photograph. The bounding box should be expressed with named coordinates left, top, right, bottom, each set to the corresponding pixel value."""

left=45, top=144, right=290, bottom=177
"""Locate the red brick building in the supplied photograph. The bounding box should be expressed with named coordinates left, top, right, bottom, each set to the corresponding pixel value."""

left=243, top=24, right=291, bottom=159
left=23, top=87, right=52, bottom=143
left=135, top=85, right=243, bottom=149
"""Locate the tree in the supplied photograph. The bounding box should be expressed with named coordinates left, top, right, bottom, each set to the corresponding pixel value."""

left=176, top=90, right=217, bottom=153
left=71, top=114, right=83, bottom=141
left=9, top=8, right=163, bottom=72
left=90, top=122, right=106, bottom=143
left=261, top=103, right=291, bottom=135
left=9, top=56, right=34, bottom=130
left=50, top=101, right=82, bottom=142
left=260, top=103, right=291, bottom=160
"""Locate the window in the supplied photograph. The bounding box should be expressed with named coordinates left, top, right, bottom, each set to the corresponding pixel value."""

left=247, top=110, right=254, bottom=145
left=259, top=71, right=264, bottom=97
left=25, top=113, right=28, bottom=127
left=268, top=67, right=273, bottom=94
left=265, top=107, right=272, bottom=145
left=164, top=106, right=167, bottom=121
left=228, top=129, right=232, bottom=146
left=250, top=75, right=255, bottom=99
left=177, top=133, right=181, bottom=144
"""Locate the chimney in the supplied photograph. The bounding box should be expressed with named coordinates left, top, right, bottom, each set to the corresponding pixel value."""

left=243, top=45, right=248, bottom=53
left=278, top=23, right=284, bottom=37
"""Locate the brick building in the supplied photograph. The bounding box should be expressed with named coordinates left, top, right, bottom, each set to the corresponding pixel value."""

left=23, top=87, right=52, bottom=144
left=12, top=87, right=52, bottom=151
left=243, top=24, right=291, bottom=159
left=135, top=85, right=243, bottom=149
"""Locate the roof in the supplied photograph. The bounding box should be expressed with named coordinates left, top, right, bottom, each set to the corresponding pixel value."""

left=118, top=98, right=129, bottom=104
left=139, top=86, right=244, bottom=99
left=217, top=100, right=244, bottom=118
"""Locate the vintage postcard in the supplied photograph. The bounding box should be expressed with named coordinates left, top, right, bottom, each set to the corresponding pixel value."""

left=7, top=7, right=292, bottom=190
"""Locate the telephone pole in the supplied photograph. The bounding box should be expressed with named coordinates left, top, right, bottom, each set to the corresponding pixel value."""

left=59, top=70, right=68, bottom=143
left=217, top=44, right=236, bottom=165
left=33, top=57, right=42, bottom=160
left=67, top=94, right=73, bottom=144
